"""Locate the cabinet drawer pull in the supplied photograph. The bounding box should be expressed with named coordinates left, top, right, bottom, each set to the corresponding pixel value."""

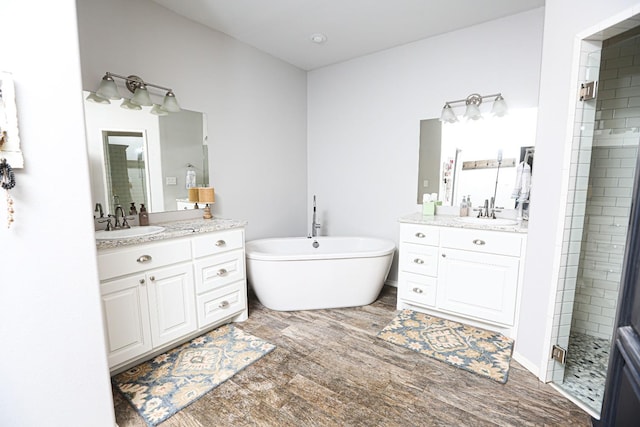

left=412, top=287, right=423, bottom=294
left=413, top=258, right=424, bottom=265
left=149, top=276, right=155, bottom=281
left=139, top=279, right=145, bottom=285
left=473, top=239, right=486, bottom=246
left=441, top=253, right=446, bottom=258
left=215, top=240, right=226, bottom=247
left=415, top=232, right=426, bottom=238
left=136, top=255, right=152, bottom=263
left=217, top=268, right=228, bottom=276
left=219, top=300, right=230, bottom=309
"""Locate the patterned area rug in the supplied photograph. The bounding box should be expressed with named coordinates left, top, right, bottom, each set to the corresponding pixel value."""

left=112, top=324, right=275, bottom=426
left=377, top=309, right=514, bottom=383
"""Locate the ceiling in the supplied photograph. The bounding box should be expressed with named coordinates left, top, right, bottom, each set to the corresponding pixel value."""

left=150, top=0, right=545, bottom=70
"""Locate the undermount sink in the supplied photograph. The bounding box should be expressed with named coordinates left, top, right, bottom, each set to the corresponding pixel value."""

left=455, top=217, right=518, bottom=226
left=95, top=226, right=165, bottom=240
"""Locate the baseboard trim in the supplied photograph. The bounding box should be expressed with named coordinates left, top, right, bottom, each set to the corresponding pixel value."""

left=513, top=350, right=540, bottom=378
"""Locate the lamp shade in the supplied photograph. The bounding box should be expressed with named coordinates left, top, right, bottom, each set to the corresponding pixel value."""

left=96, top=74, right=121, bottom=100
left=198, top=187, right=215, bottom=204
left=150, top=104, right=169, bottom=116
left=162, top=91, right=181, bottom=112
left=439, top=104, right=458, bottom=123
left=131, top=85, right=153, bottom=106
left=120, top=98, right=142, bottom=110
left=464, top=103, right=482, bottom=120
left=188, top=187, right=199, bottom=202
left=86, top=92, right=110, bottom=104
left=491, top=95, right=508, bottom=117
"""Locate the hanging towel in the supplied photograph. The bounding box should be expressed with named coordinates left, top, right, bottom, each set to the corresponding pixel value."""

left=511, top=161, right=531, bottom=201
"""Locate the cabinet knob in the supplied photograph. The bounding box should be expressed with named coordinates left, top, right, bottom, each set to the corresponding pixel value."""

left=219, top=300, right=230, bottom=309
left=215, top=240, right=226, bottom=247
left=217, top=268, right=228, bottom=277
left=136, top=255, right=152, bottom=263
left=472, top=239, right=486, bottom=246
left=441, top=253, right=446, bottom=258
left=139, top=279, right=145, bottom=285
left=149, top=276, right=155, bottom=281
left=415, top=232, right=426, bottom=238
left=412, top=287, right=423, bottom=294
left=413, top=258, right=424, bottom=264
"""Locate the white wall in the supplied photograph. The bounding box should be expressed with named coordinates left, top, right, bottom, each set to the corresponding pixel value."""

left=76, top=0, right=309, bottom=241
left=0, top=1, right=116, bottom=426
left=518, top=0, right=640, bottom=379
left=307, top=9, right=544, bottom=281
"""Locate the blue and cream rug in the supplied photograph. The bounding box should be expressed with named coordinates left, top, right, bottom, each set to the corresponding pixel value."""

left=377, top=309, right=514, bottom=383
left=112, top=324, right=275, bottom=426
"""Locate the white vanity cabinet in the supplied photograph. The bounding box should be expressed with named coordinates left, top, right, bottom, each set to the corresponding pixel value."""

left=97, top=226, right=248, bottom=370
left=398, top=220, right=526, bottom=336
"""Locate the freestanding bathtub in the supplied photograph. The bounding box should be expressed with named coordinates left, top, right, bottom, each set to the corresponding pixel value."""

left=245, top=236, right=395, bottom=311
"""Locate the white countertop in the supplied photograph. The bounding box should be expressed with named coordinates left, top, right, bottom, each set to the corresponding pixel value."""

left=399, top=212, right=528, bottom=234
left=96, top=217, right=247, bottom=250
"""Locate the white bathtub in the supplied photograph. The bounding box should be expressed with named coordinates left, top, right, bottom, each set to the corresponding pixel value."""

left=245, top=236, right=395, bottom=311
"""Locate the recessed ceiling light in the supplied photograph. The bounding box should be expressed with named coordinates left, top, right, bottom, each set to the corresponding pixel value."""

left=310, top=33, right=327, bottom=44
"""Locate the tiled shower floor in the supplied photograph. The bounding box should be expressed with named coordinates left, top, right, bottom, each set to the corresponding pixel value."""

left=556, top=332, right=611, bottom=414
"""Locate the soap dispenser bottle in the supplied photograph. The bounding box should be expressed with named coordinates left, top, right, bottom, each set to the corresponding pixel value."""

left=139, top=204, right=149, bottom=226
left=460, top=196, right=468, bottom=217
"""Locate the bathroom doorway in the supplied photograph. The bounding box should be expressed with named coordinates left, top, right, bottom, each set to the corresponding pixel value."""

left=550, top=19, right=640, bottom=418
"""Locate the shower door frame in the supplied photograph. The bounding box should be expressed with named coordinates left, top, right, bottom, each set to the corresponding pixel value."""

left=547, top=12, right=640, bottom=419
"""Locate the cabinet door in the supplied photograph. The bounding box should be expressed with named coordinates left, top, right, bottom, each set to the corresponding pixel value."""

left=146, top=263, right=197, bottom=347
left=101, top=275, right=152, bottom=368
left=438, top=248, right=519, bottom=325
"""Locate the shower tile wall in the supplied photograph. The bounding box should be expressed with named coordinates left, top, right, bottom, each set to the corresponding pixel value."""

left=572, top=146, right=635, bottom=339
left=572, top=34, right=640, bottom=340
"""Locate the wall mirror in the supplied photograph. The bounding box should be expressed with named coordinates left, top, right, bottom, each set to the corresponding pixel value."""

left=417, top=108, right=537, bottom=210
left=84, top=91, right=208, bottom=215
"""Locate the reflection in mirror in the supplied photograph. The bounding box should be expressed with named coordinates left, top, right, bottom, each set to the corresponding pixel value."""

left=103, top=131, right=147, bottom=214
left=84, top=91, right=208, bottom=215
left=417, top=108, right=537, bottom=210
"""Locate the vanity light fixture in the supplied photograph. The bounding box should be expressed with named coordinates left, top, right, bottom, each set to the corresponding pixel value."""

left=86, top=72, right=181, bottom=113
left=439, top=92, right=507, bottom=123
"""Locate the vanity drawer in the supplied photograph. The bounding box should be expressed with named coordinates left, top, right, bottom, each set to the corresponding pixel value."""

left=440, top=228, right=522, bottom=257
left=97, top=239, right=192, bottom=281
left=400, top=224, right=440, bottom=246
left=400, top=272, right=437, bottom=307
left=192, top=229, right=244, bottom=258
left=196, top=281, right=245, bottom=328
left=400, top=243, right=439, bottom=276
left=194, top=249, right=245, bottom=294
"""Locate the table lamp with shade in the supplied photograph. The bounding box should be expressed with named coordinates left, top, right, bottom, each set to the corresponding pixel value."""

left=198, top=187, right=215, bottom=219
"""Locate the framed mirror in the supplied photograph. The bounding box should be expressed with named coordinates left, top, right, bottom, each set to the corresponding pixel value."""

left=417, top=108, right=537, bottom=210
left=84, top=91, right=208, bottom=215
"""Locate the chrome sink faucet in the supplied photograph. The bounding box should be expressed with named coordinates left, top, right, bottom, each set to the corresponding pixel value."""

left=311, top=195, right=321, bottom=237
left=111, top=205, right=131, bottom=229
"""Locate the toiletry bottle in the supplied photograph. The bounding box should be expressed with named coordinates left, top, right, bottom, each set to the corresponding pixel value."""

left=467, top=195, right=472, bottom=213
left=139, top=204, right=149, bottom=226
left=129, top=202, right=137, bottom=215
left=460, top=196, right=468, bottom=217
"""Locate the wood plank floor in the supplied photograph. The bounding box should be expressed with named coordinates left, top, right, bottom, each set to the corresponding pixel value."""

left=113, top=286, right=592, bottom=426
